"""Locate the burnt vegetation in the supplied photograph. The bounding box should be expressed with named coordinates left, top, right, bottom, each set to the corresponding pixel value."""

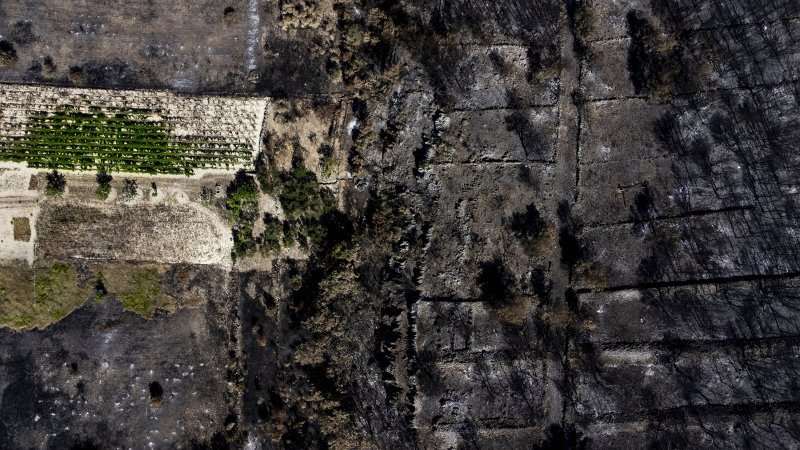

left=0, top=40, right=18, bottom=67
left=504, top=203, right=546, bottom=247
left=566, top=1, right=800, bottom=447
left=626, top=10, right=684, bottom=97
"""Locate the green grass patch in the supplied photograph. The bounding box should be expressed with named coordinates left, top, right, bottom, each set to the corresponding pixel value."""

left=320, top=155, right=338, bottom=179
left=0, top=262, right=90, bottom=330
left=0, top=261, right=180, bottom=329
left=0, top=109, right=253, bottom=175
left=103, top=266, right=171, bottom=318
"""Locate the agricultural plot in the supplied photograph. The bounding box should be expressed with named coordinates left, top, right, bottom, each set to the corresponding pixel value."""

left=1, top=109, right=252, bottom=174
left=0, top=83, right=266, bottom=175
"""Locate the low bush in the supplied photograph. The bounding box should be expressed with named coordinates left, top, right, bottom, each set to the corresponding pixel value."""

left=120, top=179, right=138, bottom=201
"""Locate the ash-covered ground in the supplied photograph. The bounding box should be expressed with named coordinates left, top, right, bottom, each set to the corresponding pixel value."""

left=2, top=0, right=800, bottom=448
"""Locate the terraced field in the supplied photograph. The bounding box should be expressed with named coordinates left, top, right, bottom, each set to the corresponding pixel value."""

left=0, top=84, right=266, bottom=175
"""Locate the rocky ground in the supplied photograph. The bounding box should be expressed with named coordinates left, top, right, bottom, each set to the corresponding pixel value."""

left=1, top=0, right=800, bottom=448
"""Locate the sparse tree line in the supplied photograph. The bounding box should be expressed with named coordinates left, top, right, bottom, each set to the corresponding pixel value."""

left=43, top=168, right=140, bottom=202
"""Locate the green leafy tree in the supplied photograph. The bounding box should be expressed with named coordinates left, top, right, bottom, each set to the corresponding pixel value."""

left=278, top=163, right=335, bottom=220
left=95, top=171, right=113, bottom=200
left=44, top=170, right=66, bottom=196
left=226, top=170, right=260, bottom=258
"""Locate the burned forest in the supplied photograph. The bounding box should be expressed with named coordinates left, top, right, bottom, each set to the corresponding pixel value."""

left=0, top=0, right=799, bottom=448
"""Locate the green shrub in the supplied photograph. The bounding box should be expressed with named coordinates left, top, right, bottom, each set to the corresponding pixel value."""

left=227, top=160, right=348, bottom=260
left=0, top=40, right=18, bottom=67
left=226, top=171, right=259, bottom=221
left=282, top=220, right=296, bottom=247
left=320, top=156, right=338, bottom=178
left=262, top=213, right=283, bottom=253
left=318, top=144, right=337, bottom=178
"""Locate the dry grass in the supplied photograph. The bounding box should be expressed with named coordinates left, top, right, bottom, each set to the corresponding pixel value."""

left=492, top=297, right=532, bottom=326
left=12, top=217, right=31, bottom=242
left=576, top=260, right=612, bottom=291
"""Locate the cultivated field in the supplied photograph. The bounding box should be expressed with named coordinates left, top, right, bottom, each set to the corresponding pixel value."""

left=0, top=83, right=266, bottom=175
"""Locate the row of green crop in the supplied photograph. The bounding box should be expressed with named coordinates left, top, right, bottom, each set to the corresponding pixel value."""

left=8, top=139, right=251, bottom=156
left=6, top=142, right=251, bottom=157
left=24, top=159, right=233, bottom=171
left=27, top=113, right=243, bottom=130
left=0, top=150, right=250, bottom=166
left=26, top=161, right=193, bottom=175
left=2, top=155, right=249, bottom=171
left=27, top=114, right=169, bottom=127
left=26, top=113, right=246, bottom=126
left=1, top=144, right=251, bottom=174
left=12, top=156, right=242, bottom=174
left=5, top=133, right=250, bottom=149
left=15, top=126, right=249, bottom=148
left=4, top=117, right=242, bottom=130
left=33, top=111, right=159, bottom=121
left=18, top=130, right=169, bottom=140
left=24, top=124, right=170, bottom=137
left=23, top=156, right=229, bottom=168
left=16, top=129, right=248, bottom=144
left=1, top=154, right=246, bottom=168
left=24, top=125, right=170, bottom=136
left=24, top=158, right=200, bottom=171
left=2, top=143, right=250, bottom=158
left=30, top=117, right=170, bottom=128
left=6, top=122, right=246, bottom=142
left=6, top=136, right=250, bottom=151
